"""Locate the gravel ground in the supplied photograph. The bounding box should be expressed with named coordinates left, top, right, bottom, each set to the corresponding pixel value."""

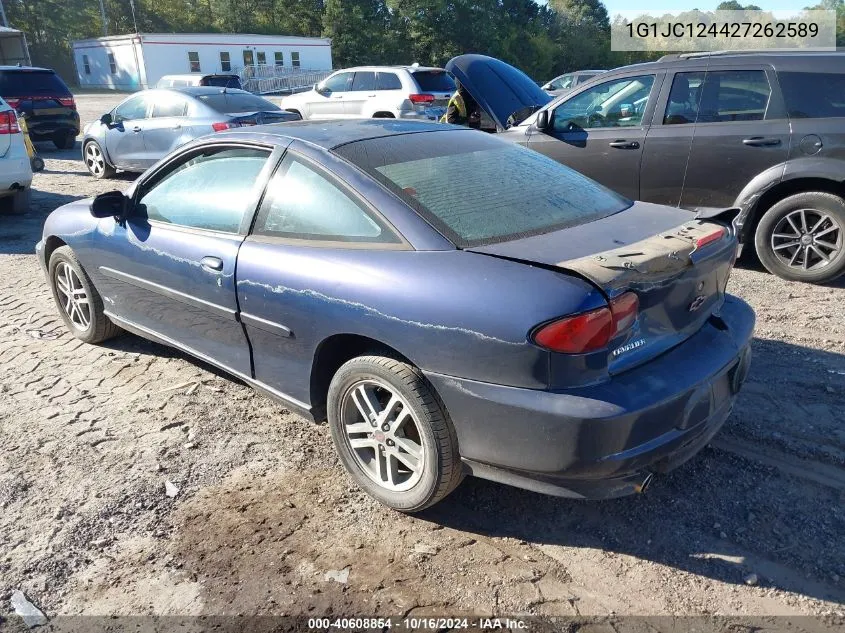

left=1, top=94, right=844, bottom=626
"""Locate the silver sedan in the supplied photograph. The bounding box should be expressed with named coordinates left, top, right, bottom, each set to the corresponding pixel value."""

left=81, top=87, right=299, bottom=178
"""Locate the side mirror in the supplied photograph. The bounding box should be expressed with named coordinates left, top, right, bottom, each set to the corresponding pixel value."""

left=315, top=83, right=329, bottom=95
left=535, top=110, right=550, bottom=130
left=100, top=112, right=114, bottom=127
left=90, top=190, right=129, bottom=220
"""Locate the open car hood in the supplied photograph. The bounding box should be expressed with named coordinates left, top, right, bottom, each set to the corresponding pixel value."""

left=445, top=55, right=551, bottom=130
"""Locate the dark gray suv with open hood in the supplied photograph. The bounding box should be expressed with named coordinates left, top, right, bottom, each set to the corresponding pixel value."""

left=448, top=52, right=845, bottom=284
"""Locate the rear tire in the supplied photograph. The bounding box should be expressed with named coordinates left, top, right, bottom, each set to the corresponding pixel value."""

left=372, top=112, right=395, bottom=118
left=53, top=132, right=76, bottom=150
left=83, top=141, right=116, bottom=179
left=754, top=191, right=845, bottom=283
left=0, top=188, right=30, bottom=215
left=48, top=246, right=120, bottom=344
left=327, top=355, right=463, bottom=512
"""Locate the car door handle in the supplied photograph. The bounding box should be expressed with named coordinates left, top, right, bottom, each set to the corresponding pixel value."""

left=742, top=137, right=781, bottom=147
left=200, top=256, right=224, bottom=272
left=171, top=124, right=182, bottom=130
left=367, top=94, right=377, bottom=97
left=608, top=140, right=640, bottom=149
left=131, top=126, right=141, bottom=133
left=333, top=95, right=343, bottom=99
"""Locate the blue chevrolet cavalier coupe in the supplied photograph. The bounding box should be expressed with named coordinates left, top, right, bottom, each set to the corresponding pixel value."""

left=36, top=120, right=754, bottom=511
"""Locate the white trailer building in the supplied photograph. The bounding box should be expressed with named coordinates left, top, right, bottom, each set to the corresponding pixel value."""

left=0, top=26, right=31, bottom=65
left=71, top=32, right=333, bottom=90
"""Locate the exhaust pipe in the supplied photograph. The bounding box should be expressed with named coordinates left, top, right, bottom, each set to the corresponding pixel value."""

left=634, top=472, right=654, bottom=494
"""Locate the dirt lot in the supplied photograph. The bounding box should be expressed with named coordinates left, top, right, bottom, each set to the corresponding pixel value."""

left=1, top=94, right=844, bottom=627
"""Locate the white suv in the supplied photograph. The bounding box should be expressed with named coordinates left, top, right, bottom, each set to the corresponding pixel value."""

left=0, top=96, right=33, bottom=214
left=280, top=65, right=455, bottom=121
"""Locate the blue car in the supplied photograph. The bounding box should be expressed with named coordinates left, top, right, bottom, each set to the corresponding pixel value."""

left=36, top=120, right=754, bottom=512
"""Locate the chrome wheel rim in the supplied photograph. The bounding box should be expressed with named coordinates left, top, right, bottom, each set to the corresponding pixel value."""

left=84, top=143, right=105, bottom=176
left=771, top=208, right=842, bottom=272
left=55, top=262, right=91, bottom=330
left=340, top=379, right=425, bottom=492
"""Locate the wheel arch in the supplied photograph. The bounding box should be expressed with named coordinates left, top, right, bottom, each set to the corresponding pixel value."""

left=43, top=235, right=68, bottom=268
left=739, top=175, right=845, bottom=247
left=371, top=111, right=396, bottom=119
left=83, top=135, right=116, bottom=169
left=309, top=333, right=416, bottom=422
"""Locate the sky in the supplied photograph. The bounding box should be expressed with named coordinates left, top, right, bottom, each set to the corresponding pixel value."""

left=603, top=0, right=815, bottom=17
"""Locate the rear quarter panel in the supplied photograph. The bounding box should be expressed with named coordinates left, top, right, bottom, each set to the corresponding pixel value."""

left=236, top=246, right=607, bottom=405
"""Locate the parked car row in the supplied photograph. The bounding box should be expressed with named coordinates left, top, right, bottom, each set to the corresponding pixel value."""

left=449, top=52, right=845, bottom=284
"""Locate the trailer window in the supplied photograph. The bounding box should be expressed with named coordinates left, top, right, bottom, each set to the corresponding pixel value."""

left=108, top=53, right=116, bottom=74
left=188, top=52, right=201, bottom=73
left=220, top=52, right=231, bottom=72
left=291, top=52, right=300, bottom=68
left=82, top=55, right=91, bottom=75
left=275, top=52, right=284, bottom=66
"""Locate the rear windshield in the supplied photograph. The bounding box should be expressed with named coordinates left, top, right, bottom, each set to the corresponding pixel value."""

left=778, top=71, right=845, bottom=119
left=202, top=75, right=241, bottom=88
left=196, top=92, right=279, bottom=113
left=0, top=70, right=71, bottom=96
left=411, top=71, right=455, bottom=93
left=335, top=131, right=630, bottom=247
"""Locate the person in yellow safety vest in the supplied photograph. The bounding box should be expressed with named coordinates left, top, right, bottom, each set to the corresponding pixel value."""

left=440, top=80, right=481, bottom=128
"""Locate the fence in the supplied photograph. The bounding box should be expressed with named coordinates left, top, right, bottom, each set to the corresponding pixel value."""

left=238, top=65, right=333, bottom=95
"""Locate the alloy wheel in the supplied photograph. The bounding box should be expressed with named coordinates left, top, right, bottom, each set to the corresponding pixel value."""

left=54, top=262, right=91, bottom=330
left=770, top=208, right=842, bottom=271
left=340, top=379, right=425, bottom=492
left=84, top=143, right=105, bottom=177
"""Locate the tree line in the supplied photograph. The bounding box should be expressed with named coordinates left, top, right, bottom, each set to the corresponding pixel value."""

left=4, top=0, right=843, bottom=87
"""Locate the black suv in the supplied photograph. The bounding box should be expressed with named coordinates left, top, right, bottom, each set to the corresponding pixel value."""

left=0, top=66, right=80, bottom=149
left=483, top=51, right=845, bottom=283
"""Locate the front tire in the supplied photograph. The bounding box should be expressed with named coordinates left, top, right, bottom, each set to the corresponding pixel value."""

left=48, top=246, right=120, bottom=344
left=327, top=355, right=463, bottom=512
left=83, top=141, right=116, bottom=179
left=755, top=191, right=845, bottom=283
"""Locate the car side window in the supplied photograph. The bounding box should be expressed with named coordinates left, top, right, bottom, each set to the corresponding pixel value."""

left=113, top=95, right=149, bottom=123
left=351, top=71, right=376, bottom=92
left=665, top=70, right=771, bottom=124
left=254, top=156, right=399, bottom=243
left=552, top=75, right=655, bottom=131
left=778, top=71, right=845, bottom=119
left=151, top=95, right=188, bottom=118
left=138, top=147, right=270, bottom=233
left=550, top=74, right=573, bottom=90
left=376, top=72, right=402, bottom=91
left=697, top=70, right=771, bottom=123
left=322, top=72, right=351, bottom=93
left=663, top=72, right=705, bottom=125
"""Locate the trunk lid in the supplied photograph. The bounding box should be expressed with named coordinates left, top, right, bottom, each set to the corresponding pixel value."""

left=468, top=202, right=738, bottom=374
left=444, top=54, right=551, bottom=130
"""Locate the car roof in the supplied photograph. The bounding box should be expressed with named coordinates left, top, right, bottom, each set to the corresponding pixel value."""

left=604, top=50, right=845, bottom=75
left=0, top=65, right=54, bottom=72
left=216, top=118, right=456, bottom=150
left=167, top=86, right=251, bottom=96
left=160, top=73, right=238, bottom=79
left=334, top=65, right=445, bottom=73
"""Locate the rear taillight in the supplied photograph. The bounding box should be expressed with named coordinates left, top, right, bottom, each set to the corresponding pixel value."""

left=211, top=121, right=242, bottom=132
left=409, top=93, right=435, bottom=104
left=532, top=291, right=639, bottom=354
left=695, top=226, right=726, bottom=250
left=58, top=97, right=75, bottom=108
left=0, top=110, right=21, bottom=135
